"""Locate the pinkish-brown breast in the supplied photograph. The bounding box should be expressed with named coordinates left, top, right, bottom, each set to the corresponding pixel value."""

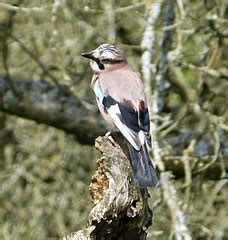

left=97, top=64, right=147, bottom=112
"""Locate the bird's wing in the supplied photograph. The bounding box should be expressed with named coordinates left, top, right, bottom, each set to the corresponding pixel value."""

left=94, top=76, right=151, bottom=150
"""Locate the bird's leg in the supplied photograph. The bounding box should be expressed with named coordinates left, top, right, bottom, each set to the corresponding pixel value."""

left=105, top=131, right=112, bottom=137
left=105, top=130, right=121, bottom=147
left=105, top=131, right=116, bottom=145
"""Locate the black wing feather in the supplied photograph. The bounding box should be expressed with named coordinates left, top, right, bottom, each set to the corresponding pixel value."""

left=139, top=107, right=150, bottom=132
left=103, top=95, right=140, bottom=132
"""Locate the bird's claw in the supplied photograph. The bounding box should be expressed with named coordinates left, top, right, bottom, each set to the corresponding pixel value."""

left=105, top=131, right=117, bottom=146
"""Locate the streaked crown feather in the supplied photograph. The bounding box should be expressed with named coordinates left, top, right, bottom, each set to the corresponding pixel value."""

left=98, top=43, right=126, bottom=61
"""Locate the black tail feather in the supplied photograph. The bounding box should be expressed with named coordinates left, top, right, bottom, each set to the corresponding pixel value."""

left=127, top=143, right=158, bottom=187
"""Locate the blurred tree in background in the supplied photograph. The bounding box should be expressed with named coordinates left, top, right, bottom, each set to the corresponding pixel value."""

left=0, top=0, right=227, bottom=239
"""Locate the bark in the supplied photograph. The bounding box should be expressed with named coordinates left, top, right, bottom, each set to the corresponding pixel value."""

left=154, top=0, right=175, bottom=113
left=63, top=135, right=152, bottom=240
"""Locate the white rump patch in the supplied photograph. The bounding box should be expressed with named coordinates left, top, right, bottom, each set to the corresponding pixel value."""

left=138, top=130, right=145, bottom=145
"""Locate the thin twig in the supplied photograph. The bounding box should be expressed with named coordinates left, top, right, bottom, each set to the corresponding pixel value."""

left=193, top=130, right=220, bottom=174
left=10, top=34, right=61, bottom=87
left=2, top=43, right=20, bottom=98
left=175, top=61, right=228, bottom=79
left=1, top=0, right=22, bottom=98
left=200, top=179, right=227, bottom=219
left=82, top=3, right=144, bottom=14
left=114, top=2, right=144, bottom=13
left=181, top=140, right=195, bottom=212
left=0, top=2, right=45, bottom=13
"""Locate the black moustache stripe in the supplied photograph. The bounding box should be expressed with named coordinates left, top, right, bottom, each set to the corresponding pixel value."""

left=96, top=60, right=105, bottom=70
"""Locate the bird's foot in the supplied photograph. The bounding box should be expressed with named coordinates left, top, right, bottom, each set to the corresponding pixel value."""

left=105, top=131, right=117, bottom=146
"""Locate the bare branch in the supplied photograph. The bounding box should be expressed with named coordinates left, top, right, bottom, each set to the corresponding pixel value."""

left=161, top=172, right=192, bottom=240
left=104, top=0, right=116, bottom=43
left=82, top=3, right=144, bottom=15
left=114, top=2, right=145, bottom=13
left=0, top=0, right=22, bottom=98
left=174, top=61, right=228, bottom=79
left=155, top=0, right=175, bottom=113
left=0, top=74, right=105, bottom=144
left=141, top=1, right=192, bottom=239
left=10, top=34, right=61, bottom=87
left=0, top=2, right=45, bottom=13
left=141, top=1, right=162, bottom=104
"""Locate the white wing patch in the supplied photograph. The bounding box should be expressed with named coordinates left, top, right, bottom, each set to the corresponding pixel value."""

left=107, top=104, right=141, bottom=151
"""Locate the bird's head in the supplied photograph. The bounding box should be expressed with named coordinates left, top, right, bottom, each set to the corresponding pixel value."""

left=81, top=43, right=127, bottom=72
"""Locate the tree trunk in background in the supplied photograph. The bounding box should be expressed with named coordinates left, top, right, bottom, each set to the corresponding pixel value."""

left=0, top=74, right=106, bottom=144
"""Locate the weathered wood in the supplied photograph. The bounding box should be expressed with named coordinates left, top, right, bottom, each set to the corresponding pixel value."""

left=63, top=135, right=153, bottom=240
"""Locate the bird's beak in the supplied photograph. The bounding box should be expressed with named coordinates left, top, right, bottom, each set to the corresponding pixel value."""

left=81, top=49, right=99, bottom=62
left=81, top=49, right=104, bottom=70
left=81, top=51, right=93, bottom=59
left=81, top=48, right=100, bottom=60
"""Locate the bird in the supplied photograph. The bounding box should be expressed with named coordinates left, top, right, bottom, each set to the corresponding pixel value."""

left=81, top=43, right=158, bottom=187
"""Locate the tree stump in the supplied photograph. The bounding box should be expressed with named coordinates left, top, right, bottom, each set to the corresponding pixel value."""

left=63, top=135, right=153, bottom=240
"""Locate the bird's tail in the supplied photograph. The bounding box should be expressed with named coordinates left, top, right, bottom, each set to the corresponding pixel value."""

left=127, top=142, right=158, bottom=187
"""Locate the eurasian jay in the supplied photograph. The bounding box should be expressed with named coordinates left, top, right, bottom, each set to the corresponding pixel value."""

left=81, top=43, right=158, bottom=187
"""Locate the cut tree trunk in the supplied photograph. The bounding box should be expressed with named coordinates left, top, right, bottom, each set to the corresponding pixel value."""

left=63, top=135, right=153, bottom=240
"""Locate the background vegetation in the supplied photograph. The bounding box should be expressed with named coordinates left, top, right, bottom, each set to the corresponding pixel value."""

left=0, top=0, right=227, bottom=239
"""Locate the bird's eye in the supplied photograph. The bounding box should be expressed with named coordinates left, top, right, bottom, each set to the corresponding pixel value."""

left=102, top=58, right=111, bottom=63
